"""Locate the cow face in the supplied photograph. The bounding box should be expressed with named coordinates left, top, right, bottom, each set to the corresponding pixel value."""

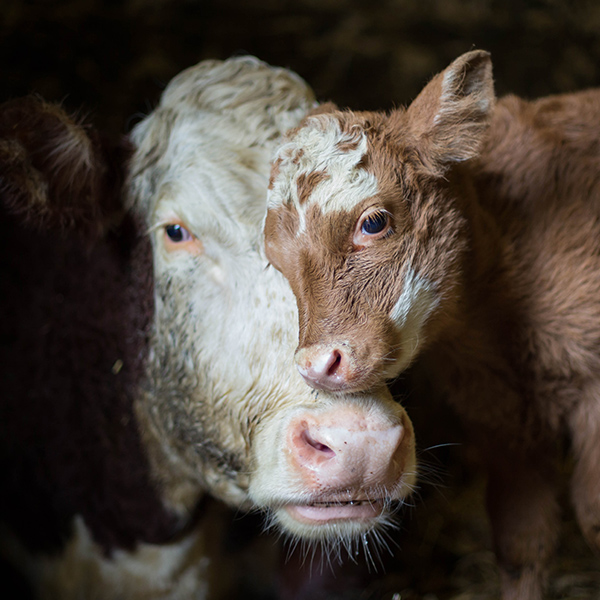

left=128, top=57, right=417, bottom=547
left=265, top=51, right=494, bottom=394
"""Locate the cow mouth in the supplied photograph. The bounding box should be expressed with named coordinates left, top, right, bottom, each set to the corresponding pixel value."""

left=285, top=499, right=384, bottom=524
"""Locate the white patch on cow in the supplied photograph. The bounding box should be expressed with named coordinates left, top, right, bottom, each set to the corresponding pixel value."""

left=388, top=266, right=440, bottom=374
left=1, top=516, right=210, bottom=600
left=267, top=116, right=379, bottom=233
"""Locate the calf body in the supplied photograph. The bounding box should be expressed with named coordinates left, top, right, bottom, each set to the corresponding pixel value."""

left=265, top=51, right=600, bottom=599
left=0, top=57, right=416, bottom=598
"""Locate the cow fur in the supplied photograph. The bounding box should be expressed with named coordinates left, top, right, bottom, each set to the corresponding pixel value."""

left=0, top=58, right=306, bottom=599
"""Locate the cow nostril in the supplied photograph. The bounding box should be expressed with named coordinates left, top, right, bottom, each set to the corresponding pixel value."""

left=326, top=350, right=342, bottom=376
left=301, top=430, right=335, bottom=457
left=295, top=345, right=353, bottom=391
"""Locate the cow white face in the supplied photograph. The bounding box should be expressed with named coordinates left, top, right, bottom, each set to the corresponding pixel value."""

left=127, top=57, right=417, bottom=556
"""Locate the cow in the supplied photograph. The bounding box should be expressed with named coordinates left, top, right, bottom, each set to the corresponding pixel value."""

left=264, top=50, right=600, bottom=599
left=0, top=56, right=416, bottom=599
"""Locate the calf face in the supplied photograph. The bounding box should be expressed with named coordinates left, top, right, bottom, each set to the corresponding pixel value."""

left=127, top=57, right=417, bottom=544
left=265, top=50, right=493, bottom=393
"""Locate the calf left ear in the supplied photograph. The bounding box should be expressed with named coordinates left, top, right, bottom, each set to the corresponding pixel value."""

left=404, top=50, right=495, bottom=173
left=0, top=96, right=133, bottom=237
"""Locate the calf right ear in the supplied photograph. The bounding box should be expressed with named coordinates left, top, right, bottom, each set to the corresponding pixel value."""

left=404, top=50, right=495, bottom=174
left=0, top=96, right=132, bottom=236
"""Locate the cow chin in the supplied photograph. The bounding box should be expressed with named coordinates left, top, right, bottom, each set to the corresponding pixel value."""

left=272, top=500, right=396, bottom=541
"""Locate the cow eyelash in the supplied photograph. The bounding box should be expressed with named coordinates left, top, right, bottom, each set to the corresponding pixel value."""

left=360, top=210, right=391, bottom=236
left=351, top=209, right=394, bottom=250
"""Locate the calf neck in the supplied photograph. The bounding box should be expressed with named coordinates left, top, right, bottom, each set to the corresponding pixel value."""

left=265, top=50, right=600, bottom=598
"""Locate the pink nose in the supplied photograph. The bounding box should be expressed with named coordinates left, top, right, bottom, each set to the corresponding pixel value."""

left=295, top=344, right=353, bottom=391
left=286, top=407, right=406, bottom=492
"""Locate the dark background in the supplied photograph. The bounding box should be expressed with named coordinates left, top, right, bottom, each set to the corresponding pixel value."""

left=2, top=1, right=600, bottom=598
left=3, top=0, right=600, bottom=137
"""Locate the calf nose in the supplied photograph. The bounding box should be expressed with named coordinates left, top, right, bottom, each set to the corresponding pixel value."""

left=295, top=344, right=353, bottom=391
left=287, top=408, right=405, bottom=491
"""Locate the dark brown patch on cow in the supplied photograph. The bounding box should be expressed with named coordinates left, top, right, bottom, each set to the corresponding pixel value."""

left=356, top=152, right=371, bottom=171
left=296, top=169, right=329, bottom=205
left=336, top=137, right=361, bottom=153
left=0, top=96, right=132, bottom=238
left=0, top=102, right=181, bottom=557
left=264, top=203, right=301, bottom=273
left=292, top=147, right=305, bottom=164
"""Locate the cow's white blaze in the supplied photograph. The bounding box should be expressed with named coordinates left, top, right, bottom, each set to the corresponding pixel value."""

left=387, top=266, right=441, bottom=375
left=268, top=117, right=379, bottom=232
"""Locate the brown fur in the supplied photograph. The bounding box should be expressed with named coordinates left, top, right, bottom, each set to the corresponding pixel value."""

left=296, top=170, right=330, bottom=205
left=265, top=51, right=600, bottom=599
left=268, top=156, right=282, bottom=190
left=0, top=96, right=131, bottom=237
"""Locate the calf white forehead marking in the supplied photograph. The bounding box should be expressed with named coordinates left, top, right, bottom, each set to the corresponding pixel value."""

left=268, top=116, right=379, bottom=232
left=389, top=267, right=440, bottom=372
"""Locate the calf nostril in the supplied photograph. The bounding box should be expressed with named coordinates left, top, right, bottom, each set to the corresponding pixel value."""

left=301, top=430, right=336, bottom=457
left=326, top=350, right=342, bottom=376
left=295, top=345, right=353, bottom=391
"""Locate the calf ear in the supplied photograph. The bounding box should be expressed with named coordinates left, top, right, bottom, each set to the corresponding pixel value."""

left=0, top=96, right=132, bottom=236
left=404, top=50, right=494, bottom=173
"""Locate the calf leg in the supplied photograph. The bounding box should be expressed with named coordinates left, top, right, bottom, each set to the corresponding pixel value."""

left=485, top=447, right=561, bottom=600
left=568, top=388, right=600, bottom=551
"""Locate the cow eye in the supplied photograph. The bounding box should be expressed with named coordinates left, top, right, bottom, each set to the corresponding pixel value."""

left=163, top=222, right=204, bottom=256
left=361, top=211, right=389, bottom=235
left=353, top=209, right=392, bottom=248
left=165, top=223, right=192, bottom=243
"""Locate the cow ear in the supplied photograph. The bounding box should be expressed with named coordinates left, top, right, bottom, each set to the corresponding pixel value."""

left=404, top=50, right=494, bottom=173
left=0, top=96, right=132, bottom=236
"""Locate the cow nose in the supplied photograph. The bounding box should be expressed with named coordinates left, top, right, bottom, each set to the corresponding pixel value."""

left=295, top=344, right=352, bottom=391
left=287, top=409, right=405, bottom=491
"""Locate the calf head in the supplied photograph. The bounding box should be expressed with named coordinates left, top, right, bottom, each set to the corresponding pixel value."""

left=265, top=50, right=495, bottom=392
left=127, top=58, right=416, bottom=549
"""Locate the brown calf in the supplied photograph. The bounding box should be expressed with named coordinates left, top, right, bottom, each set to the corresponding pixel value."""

left=264, top=50, right=600, bottom=599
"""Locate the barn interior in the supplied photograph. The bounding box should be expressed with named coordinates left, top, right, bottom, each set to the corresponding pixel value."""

left=2, top=0, right=600, bottom=598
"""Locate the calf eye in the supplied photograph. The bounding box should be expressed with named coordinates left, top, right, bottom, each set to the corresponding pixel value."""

left=361, top=211, right=389, bottom=235
left=353, top=209, right=392, bottom=248
left=165, top=224, right=192, bottom=243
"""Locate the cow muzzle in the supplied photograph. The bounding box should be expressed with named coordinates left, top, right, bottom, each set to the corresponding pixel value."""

left=249, top=395, right=416, bottom=540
